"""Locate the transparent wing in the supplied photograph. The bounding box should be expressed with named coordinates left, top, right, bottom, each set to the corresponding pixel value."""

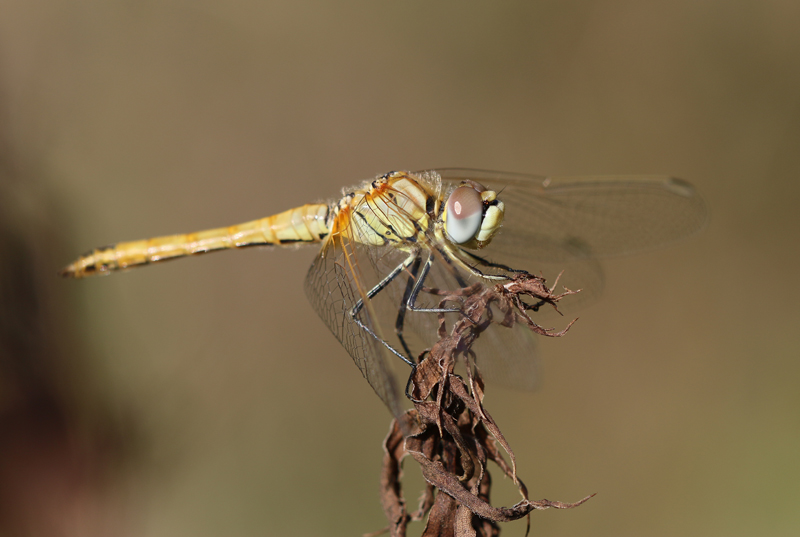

left=302, top=174, right=539, bottom=413
left=422, top=169, right=707, bottom=389
left=304, top=227, right=406, bottom=420
left=306, top=170, right=708, bottom=402
left=399, top=247, right=551, bottom=392
left=434, top=168, right=708, bottom=265
left=303, top=176, right=447, bottom=420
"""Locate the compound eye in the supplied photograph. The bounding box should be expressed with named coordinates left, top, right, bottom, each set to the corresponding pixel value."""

left=445, top=186, right=483, bottom=244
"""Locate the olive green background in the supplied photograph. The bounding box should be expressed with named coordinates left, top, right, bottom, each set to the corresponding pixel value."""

left=1, top=1, right=799, bottom=536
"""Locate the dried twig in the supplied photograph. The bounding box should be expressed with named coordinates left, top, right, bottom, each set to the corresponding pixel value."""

left=374, top=272, right=593, bottom=537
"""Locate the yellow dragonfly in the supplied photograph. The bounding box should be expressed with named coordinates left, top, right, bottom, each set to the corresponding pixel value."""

left=61, top=169, right=707, bottom=418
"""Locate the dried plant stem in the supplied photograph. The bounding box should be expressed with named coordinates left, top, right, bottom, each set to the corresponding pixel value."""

left=373, top=272, right=593, bottom=537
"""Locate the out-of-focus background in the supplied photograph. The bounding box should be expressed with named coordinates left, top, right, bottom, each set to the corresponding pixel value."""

left=1, top=1, right=798, bottom=536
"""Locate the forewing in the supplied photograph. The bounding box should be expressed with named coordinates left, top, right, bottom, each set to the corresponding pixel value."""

left=417, top=169, right=706, bottom=390
left=304, top=230, right=405, bottom=420
left=435, top=169, right=708, bottom=263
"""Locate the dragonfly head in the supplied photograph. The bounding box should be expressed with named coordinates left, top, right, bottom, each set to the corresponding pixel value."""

left=442, top=180, right=505, bottom=249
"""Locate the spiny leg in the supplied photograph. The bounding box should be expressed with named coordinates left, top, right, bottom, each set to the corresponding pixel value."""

left=406, top=251, right=461, bottom=314
left=394, top=256, right=422, bottom=360
left=392, top=251, right=472, bottom=361
left=458, top=249, right=528, bottom=278
left=347, top=250, right=461, bottom=402
left=459, top=249, right=547, bottom=311
left=348, top=249, right=500, bottom=402
left=349, top=252, right=420, bottom=368
left=398, top=251, right=468, bottom=402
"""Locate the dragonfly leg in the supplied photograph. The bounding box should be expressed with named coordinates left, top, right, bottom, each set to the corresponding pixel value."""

left=458, top=249, right=528, bottom=279
left=394, top=248, right=475, bottom=362
left=394, top=254, right=461, bottom=402
left=396, top=252, right=466, bottom=399
left=350, top=315, right=417, bottom=367
left=349, top=252, right=420, bottom=368
left=395, top=256, right=422, bottom=360
left=348, top=250, right=479, bottom=402
left=460, top=251, right=551, bottom=310
left=406, top=252, right=461, bottom=314
left=404, top=364, right=425, bottom=403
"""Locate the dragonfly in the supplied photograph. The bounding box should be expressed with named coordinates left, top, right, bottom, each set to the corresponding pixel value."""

left=61, top=169, right=707, bottom=419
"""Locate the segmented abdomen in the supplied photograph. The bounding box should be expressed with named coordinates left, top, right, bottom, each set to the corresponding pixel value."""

left=60, top=204, right=330, bottom=278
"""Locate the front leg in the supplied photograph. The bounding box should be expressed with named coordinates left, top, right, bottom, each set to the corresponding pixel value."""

left=349, top=251, right=420, bottom=367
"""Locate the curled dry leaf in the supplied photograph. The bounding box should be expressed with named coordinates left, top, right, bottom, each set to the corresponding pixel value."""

left=372, top=272, right=593, bottom=537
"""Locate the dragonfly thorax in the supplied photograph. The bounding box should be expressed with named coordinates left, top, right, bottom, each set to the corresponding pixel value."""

left=341, top=173, right=435, bottom=247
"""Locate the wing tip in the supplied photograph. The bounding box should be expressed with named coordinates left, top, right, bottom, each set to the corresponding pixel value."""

left=663, top=177, right=699, bottom=198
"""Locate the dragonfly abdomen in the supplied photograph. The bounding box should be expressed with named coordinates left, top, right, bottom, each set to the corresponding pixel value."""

left=60, top=203, right=331, bottom=278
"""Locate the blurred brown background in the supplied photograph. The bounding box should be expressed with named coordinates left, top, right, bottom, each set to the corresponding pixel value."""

left=1, top=1, right=799, bottom=536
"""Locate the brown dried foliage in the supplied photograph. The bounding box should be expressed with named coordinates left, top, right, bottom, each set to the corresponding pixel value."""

left=372, top=273, right=594, bottom=537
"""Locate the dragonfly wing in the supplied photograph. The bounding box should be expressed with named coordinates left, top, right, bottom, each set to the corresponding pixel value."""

left=386, top=244, right=558, bottom=393
left=469, top=316, right=542, bottom=391
left=409, top=169, right=707, bottom=390
left=304, top=174, right=449, bottom=421
left=431, top=169, right=706, bottom=312
left=434, top=169, right=708, bottom=264
left=304, top=232, right=405, bottom=420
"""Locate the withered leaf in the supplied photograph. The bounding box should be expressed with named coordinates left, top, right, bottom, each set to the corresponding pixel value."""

left=372, top=273, right=592, bottom=537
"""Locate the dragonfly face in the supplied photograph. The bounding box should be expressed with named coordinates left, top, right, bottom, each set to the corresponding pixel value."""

left=441, top=180, right=505, bottom=249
